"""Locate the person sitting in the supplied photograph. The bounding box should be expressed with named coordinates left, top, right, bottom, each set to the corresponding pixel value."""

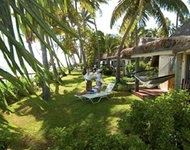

left=76, top=81, right=102, bottom=96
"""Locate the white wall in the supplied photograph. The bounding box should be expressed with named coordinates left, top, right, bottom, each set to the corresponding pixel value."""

left=159, top=55, right=174, bottom=91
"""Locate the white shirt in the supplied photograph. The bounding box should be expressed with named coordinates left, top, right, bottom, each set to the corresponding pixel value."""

left=96, top=73, right=101, bottom=82
left=84, top=72, right=93, bottom=81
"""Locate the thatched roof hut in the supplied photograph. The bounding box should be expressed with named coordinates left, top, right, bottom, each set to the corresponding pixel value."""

left=106, top=37, right=159, bottom=59
left=103, top=19, right=190, bottom=60
left=119, top=19, right=190, bottom=58
left=120, top=36, right=190, bottom=58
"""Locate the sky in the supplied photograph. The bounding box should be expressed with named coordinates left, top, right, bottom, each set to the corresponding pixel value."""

left=96, top=0, right=120, bottom=34
left=96, top=0, right=189, bottom=34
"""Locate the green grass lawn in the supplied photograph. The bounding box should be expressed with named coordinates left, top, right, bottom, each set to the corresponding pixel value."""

left=2, top=71, right=141, bottom=149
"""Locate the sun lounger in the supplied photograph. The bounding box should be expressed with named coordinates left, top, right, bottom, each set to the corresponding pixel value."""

left=75, top=82, right=115, bottom=104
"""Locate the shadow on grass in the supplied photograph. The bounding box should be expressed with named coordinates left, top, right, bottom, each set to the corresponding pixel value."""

left=3, top=73, right=141, bottom=149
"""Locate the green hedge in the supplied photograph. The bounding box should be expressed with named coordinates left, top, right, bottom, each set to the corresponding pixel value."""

left=119, top=89, right=190, bottom=150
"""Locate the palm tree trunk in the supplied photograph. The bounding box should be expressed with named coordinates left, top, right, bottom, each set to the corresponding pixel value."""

left=74, top=1, right=87, bottom=68
left=48, top=37, right=60, bottom=93
left=27, top=41, right=35, bottom=57
left=40, top=28, right=50, bottom=100
left=64, top=53, right=70, bottom=73
left=176, top=13, right=179, bottom=29
left=134, top=57, right=139, bottom=91
left=57, top=60, right=67, bottom=77
left=93, top=18, right=101, bottom=68
left=134, top=24, right=139, bottom=91
left=66, top=54, right=72, bottom=74
left=116, top=10, right=139, bottom=83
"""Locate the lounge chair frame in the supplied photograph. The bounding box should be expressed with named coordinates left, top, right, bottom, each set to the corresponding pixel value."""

left=75, top=82, right=115, bottom=104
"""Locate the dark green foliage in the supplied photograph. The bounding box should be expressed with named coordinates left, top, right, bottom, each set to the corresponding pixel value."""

left=0, top=116, right=15, bottom=150
left=114, top=82, right=127, bottom=91
left=101, top=66, right=113, bottom=75
left=126, top=62, right=135, bottom=77
left=119, top=90, right=190, bottom=150
left=0, top=128, right=12, bottom=150
left=0, top=78, right=36, bottom=106
left=126, top=59, right=157, bottom=78
left=34, top=72, right=54, bottom=87
left=48, top=121, right=147, bottom=150
left=114, top=77, right=135, bottom=91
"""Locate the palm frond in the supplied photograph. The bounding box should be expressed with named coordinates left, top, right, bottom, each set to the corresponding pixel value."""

left=110, top=0, right=134, bottom=28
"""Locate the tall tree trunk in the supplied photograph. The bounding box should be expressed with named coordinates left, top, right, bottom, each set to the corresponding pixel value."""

left=134, top=57, right=139, bottom=91
left=67, top=56, right=73, bottom=72
left=64, top=52, right=70, bottom=73
left=40, top=28, right=50, bottom=100
left=57, top=59, right=67, bottom=77
left=116, top=11, right=138, bottom=83
left=71, top=54, right=77, bottom=68
left=93, top=18, right=101, bottom=68
left=176, top=13, right=179, bottom=29
left=48, top=37, right=60, bottom=94
left=56, top=36, right=67, bottom=77
left=135, top=25, right=138, bottom=46
left=27, top=41, right=35, bottom=57
left=74, top=1, right=87, bottom=68
left=134, top=24, right=139, bottom=91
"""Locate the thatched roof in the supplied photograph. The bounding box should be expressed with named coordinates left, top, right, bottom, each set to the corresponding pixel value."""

left=102, top=37, right=158, bottom=60
left=171, top=19, right=190, bottom=37
left=103, top=20, right=190, bottom=60
left=119, top=20, right=190, bottom=58
left=120, top=36, right=190, bottom=58
left=101, top=51, right=120, bottom=60
left=138, top=37, right=159, bottom=45
left=101, top=48, right=131, bottom=60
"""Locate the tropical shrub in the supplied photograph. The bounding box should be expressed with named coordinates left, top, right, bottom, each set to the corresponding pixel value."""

left=0, top=77, right=36, bottom=105
left=126, top=60, right=157, bottom=77
left=0, top=123, right=14, bottom=150
left=126, top=62, right=135, bottom=77
left=119, top=90, right=190, bottom=150
left=114, top=77, right=135, bottom=91
left=47, top=122, right=147, bottom=149
left=101, top=66, right=113, bottom=75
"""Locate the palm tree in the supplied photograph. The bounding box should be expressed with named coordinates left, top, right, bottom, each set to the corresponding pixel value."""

left=89, top=0, right=108, bottom=68
left=0, top=0, right=78, bottom=108
left=74, top=2, right=88, bottom=69
left=74, top=0, right=107, bottom=68
left=26, top=0, right=73, bottom=100
left=110, top=0, right=189, bottom=83
left=104, top=34, right=120, bottom=65
left=104, top=34, right=120, bottom=54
